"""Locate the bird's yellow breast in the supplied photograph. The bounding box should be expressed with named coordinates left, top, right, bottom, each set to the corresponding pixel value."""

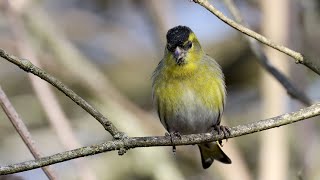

left=153, top=64, right=225, bottom=116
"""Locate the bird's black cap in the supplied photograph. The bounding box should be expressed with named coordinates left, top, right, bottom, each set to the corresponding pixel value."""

left=166, top=26, right=192, bottom=51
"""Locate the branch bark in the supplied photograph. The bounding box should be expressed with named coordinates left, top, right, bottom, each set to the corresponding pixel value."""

left=192, top=0, right=320, bottom=76
left=222, top=0, right=312, bottom=106
left=1, top=102, right=320, bottom=175
left=0, top=48, right=124, bottom=139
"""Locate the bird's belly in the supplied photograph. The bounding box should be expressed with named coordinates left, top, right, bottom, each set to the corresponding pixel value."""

left=166, top=107, right=219, bottom=135
left=160, top=89, right=220, bottom=135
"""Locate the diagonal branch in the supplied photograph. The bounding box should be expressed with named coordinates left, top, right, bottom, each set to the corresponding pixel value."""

left=0, top=48, right=124, bottom=139
left=192, top=0, right=320, bottom=76
left=1, top=102, right=320, bottom=175
left=0, top=86, right=57, bottom=179
left=222, top=0, right=312, bottom=106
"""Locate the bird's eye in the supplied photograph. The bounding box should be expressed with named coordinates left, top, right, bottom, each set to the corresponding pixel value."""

left=184, top=41, right=192, bottom=50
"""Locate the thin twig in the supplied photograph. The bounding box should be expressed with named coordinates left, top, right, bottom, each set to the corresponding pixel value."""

left=0, top=48, right=124, bottom=139
left=0, top=86, right=57, bottom=179
left=1, top=102, right=320, bottom=175
left=192, top=0, right=320, bottom=76
left=222, top=0, right=312, bottom=106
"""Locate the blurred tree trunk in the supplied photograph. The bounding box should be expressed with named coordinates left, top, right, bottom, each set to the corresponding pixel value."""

left=258, top=0, right=294, bottom=179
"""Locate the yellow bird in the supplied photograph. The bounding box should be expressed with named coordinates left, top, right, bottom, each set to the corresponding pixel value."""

left=152, top=25, right=231, bottom=169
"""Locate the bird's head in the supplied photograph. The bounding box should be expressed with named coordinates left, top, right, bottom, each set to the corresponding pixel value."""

left=165, top=26, right=203, bottom=66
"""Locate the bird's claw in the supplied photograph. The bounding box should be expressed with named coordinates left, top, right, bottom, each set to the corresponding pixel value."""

left=165, top=131, right=181, bottom=154
left=172, top=131, right=182, bottom=139
left=165, top=132, right=171, bottom=137
left=213, top=125, right=231, bottom=145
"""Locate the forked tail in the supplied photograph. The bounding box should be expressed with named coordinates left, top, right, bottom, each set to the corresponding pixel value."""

left=198, top=142, right=232, bottom=169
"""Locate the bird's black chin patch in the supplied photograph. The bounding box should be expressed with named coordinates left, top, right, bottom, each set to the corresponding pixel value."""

left=176, top=57, right=185, bottom=65
left=173, top=48, right=187, bottom=65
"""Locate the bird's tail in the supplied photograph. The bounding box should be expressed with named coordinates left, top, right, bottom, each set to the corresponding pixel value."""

left=198, top=142, right=232, bottom=169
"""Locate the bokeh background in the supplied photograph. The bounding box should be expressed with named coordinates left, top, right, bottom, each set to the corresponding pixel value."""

left=0, top=0, right=320, bottom=179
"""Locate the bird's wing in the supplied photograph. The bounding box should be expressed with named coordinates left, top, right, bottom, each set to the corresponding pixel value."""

left=202, top=55, right=226, bottom=125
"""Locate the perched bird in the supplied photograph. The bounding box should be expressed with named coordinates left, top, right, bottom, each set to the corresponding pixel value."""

left=152, top=25, right=231, bottom=169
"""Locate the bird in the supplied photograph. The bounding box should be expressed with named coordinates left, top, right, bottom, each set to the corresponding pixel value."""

left=152, top=25, right=232, bottom=169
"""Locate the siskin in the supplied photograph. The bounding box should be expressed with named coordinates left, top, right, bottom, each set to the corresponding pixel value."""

left=152, top=25, right=231, bottom=169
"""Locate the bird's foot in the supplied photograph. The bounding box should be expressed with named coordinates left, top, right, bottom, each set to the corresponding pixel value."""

left=212, top=125, right=231, bottom=146
left=165, top=131, right=181, bottom=154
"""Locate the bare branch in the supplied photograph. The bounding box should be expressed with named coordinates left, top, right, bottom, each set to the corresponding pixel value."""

left=222, top=0, right=312, bottom=106
left=0, top=48, right=124, bottom=139
left=1, top=102, right=320, bottom=175
left=192, top=0, right=320, bottom=76
left=4, top=4, right=98, bottom=179
left=0, top=86, right=57, bottom=179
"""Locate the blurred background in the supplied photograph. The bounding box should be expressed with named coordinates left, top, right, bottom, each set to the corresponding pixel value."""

left=0, top=0, right=320, bottom=179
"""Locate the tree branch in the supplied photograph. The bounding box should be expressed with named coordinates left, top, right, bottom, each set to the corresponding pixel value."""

left=1, top=102, right=320, bottom=175
left=222, top=0, right=312, bottom=106
left=0, top=86, right=57, bottom=179
left=4, top=4, right=98, bottom=179
left=0, top=48, right=124, bottom=139
left=192, top=0, right=320, bottom=76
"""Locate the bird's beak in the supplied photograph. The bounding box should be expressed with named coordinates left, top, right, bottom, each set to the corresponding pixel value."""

left=173, top=47, right=185, bottom=65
